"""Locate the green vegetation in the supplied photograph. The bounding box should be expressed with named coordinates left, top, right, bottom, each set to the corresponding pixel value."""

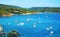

left=29, top=7, right=60, bottom=12
left=0, top=4, right=37, bottom=16
left=0, top=4, right=60, bottom=16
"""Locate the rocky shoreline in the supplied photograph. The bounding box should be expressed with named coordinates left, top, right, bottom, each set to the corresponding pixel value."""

left=1, top=13, right=13, bottom=17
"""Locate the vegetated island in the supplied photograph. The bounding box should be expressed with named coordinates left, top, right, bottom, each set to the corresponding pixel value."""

left=0, top=4, right=60, bottom=16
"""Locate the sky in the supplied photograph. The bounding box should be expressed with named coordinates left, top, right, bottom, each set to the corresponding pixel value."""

left=0, top=0, right=60, bottom=8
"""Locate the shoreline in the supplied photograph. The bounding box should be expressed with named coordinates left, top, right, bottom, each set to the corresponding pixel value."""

left=1, top=12, right=41, bottom=16
left=0, top=12, right=59, bottom=17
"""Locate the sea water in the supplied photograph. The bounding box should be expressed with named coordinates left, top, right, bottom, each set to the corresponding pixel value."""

left=0, top=13, right=60, bottom=37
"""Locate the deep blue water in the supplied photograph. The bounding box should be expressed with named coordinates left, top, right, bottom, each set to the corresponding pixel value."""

left=0, top=13, right=60, bottom=37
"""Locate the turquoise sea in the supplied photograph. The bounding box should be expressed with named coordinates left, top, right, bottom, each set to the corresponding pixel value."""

left=0, top=13, right=60, bottom=37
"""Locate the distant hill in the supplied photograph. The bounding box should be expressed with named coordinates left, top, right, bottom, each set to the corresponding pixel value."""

left=29, top=7, right=60, bottom=12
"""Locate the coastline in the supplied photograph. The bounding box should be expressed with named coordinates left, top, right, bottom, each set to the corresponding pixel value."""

left=1, top=13, right=14, bottom=17
left=0, top=12, right=59, bottom=17
left=1, top=12, right=41, bottom=16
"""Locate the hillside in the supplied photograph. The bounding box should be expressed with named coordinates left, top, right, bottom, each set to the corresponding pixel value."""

left=29, top=7, right=60, bottom=12
left=0, top=4, right=21, bottom=9
left=0, top=4, right=60, bottom=16
left=0, top=4, right=36, bottom=16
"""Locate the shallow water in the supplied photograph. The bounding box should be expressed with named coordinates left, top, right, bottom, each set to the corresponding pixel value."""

left=0, top=13, right=60, bottom=37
